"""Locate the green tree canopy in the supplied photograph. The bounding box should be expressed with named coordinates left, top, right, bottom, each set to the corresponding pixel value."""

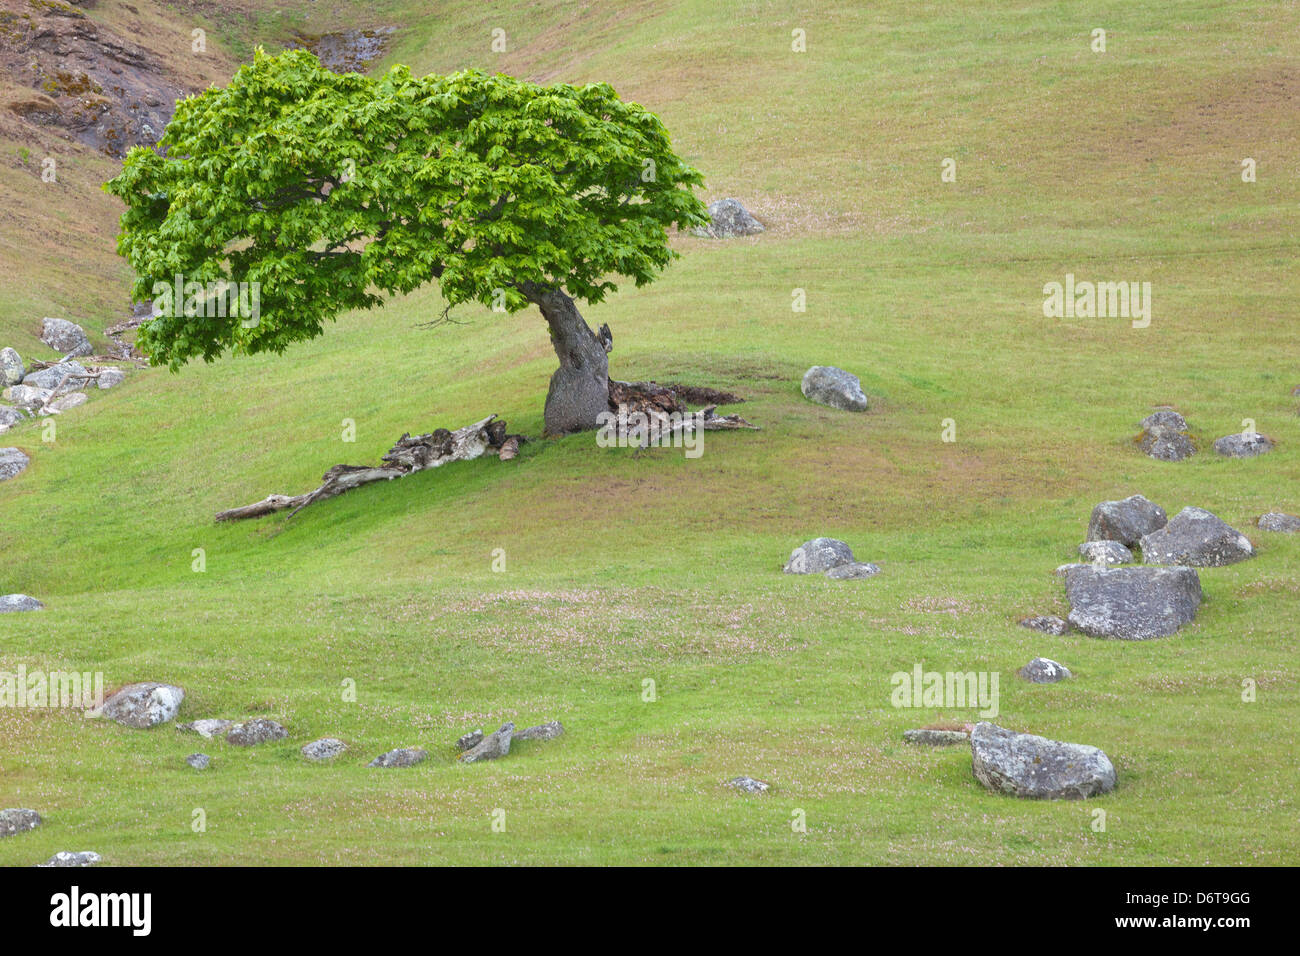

left=105, top=48, right=707, bottom=370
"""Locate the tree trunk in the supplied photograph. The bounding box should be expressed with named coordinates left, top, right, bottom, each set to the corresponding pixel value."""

left=523, top=284, right=610, bottom=435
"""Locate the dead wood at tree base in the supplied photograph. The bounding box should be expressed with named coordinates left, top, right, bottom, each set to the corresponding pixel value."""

left=215, top=415, right=522, bottom=522
left=606, top=379, right=759, bottom=448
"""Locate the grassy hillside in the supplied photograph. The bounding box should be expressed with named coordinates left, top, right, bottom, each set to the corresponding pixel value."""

left=1, top=0, right=1297, bottom=865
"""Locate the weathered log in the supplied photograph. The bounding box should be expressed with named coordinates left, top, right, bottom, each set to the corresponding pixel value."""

left=215, top=415, right=513, bottom=522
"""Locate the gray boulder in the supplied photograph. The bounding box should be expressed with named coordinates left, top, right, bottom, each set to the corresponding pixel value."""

left=0, top=808, right=42, bottom=837
left=1140, top=410, right=1187, bottom=432
left=37, top=851, right=101, bottom=867
left=903, top=728, right=969, bottom=746
left=1065, top=565, right=1201, bottom=639
left=40, top=317, right=93, bottom=357
left=514, top=720, right=564, bottom=742
left=801, top=365, right=868, bottom=412
left=95, top=682, right=184, bottom=728
left=1018, top=657, right=1073, bottom=683
left=1140, top=429, right=1195, bottom=462
left=1019, top=614, right=1069, bottom=635
left=1, top=447, right=30, bottom=483
left=40, top=392, right=88, bottom=416
left=0, top=405, right=24, bottom=433
left=460, top=722, right=515, bottom=763
left=97, top=368, right=126, bottom=389
left=1259, top=512, right=1300, bottom=533
left=826, top=561, right=880, bottom=580
left=368, top=747, right=427, bottom=768
left=186, top=753, right=209, bottom=770
left=726, top=775, right=770, bottom=793
left=301, top=738, right=347, bottom=761
left=177, top=718, right=234, bottom=738
left=455, top=730, right=484, bottom=752
left=1140, top=507, right=1254, bottom=567
left=784, top=537, right=855, bottom=574
left=226, top=718, right=288, bottom=746
left=3, top=385, right=50, bottom=409
left=693, top=198, right=764, bottom=238
left=0, top=594, right=43, bottom=613
left=971, top=722, right=1115, bottom=799
left=1214, top=432, right=1274, bottom=458
left=1078, top=540, right=1133, bottom=565
left=21, top=362, right=87, bottom=392
left=1086, top=494, right=1167, bottom=548
left=0, top=348, right=23, bottom=386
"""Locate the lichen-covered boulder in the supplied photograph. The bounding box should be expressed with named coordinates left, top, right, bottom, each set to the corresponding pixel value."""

left=39, top=317, right=93, bottom=357
left=0, top=808, right=42, bottom=837
left=460, top=722, right=515, bottom=763
left=21, top=362, right=87, bottom=392
left=1086, top=495, right=1167, bottom=548
left=1214, top=432, right=1274, bottom=458
left=0, top=406, right=25, bottom=433
left=725, top=775, right=770, bottom=793
left=692, top=198, right=764, bottom=238
left=368, top=747, right=427, bottom=768
left=226, top=718, right=288, bottom=746
left=513, top=720, right=564, bottom=742
left=1140, top=507, right=1254, bottom=567
left=801, top=365, right=869, bottom=412
left=971, top=722, right=1115, bottom=799
left=1019, top=614, right=1070, bottom=635
left=1078, top=540, right=1133, bottom=565
left=37, top=851, right=101, bottom=867
left=784, top=537, right=855, bottom=574
left=1258, top=512, right=1300, bottom=533
left=826, top=561, right=880, bottom=580
left=1018, top=657, right=1073, bottom=683
left=0, top=594, right=43, bottom=612
left=96, top=682, right=184, bottom=728
left=903, top=728, right=969, bottom=746
left=3, top=385, right=50, bottom=410
left=0, top=348, right=23, bottom=387
left=1065, top=565, right=1201, bottom=640
left=301, top=738, right=347, bottom=761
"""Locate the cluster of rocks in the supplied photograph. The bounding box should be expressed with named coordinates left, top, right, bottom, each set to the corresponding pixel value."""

left=0, top=809, right=97, bottom=867
left=1136, top=408, right=1276, bottom=461
left=801, top=365, right=869, bottom=412
left=0, top=320, right=128, bottom=441
left=782, top=536, right=879, bottom=580
left=691, top=198, right=764, bottom=239
left=455, top=720, right=565, bottom=764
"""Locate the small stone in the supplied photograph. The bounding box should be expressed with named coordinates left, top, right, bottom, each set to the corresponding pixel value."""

left=0, top=808, right=42, bottom=837
left=1258, top=512, right=1300, bottom=533
left=801, top=365, right=869, bottom=412
left=226, top=718, right=288, bottom=746
left=186, top=753, right=210, bottom=770
left=36, top=851, right=101, bottom=867
left=0, top=405, right=24, bottom=433
left=825, top=561, right=881, bottom=580
left=784, top=537, right=855, bottom=574
left=903, top=728, right=969, bottom=746
left=178, top=718, right=234, bottom=738
left=1078, top=540, right=1133, bottom=565
left=301, top=738, right=347, bottom=761
left=460, top=722, right=515, bottom=763
left=513, top=720, right=564, bottom=742
left=455, top=730, right=484, bottom=751
left=1019, top=614, right=1070, bottom=635
left=0, top=594, right=43, bottom=613
left=95, top=682, right=184, bottom=728
left=1018, top=657, right=1073, bottom=683
left=368, top=747, right=427, bottom=768
left=40, top=317, right=93, bottom=357
left=0, top=447, right=30, bottom=482
left=1214, top=432, right=1274, bottom=458
left=726, top=775, right=770, bottom=793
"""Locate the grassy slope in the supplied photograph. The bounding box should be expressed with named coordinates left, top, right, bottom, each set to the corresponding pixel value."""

left=1, top=0, right=1298, bottom=864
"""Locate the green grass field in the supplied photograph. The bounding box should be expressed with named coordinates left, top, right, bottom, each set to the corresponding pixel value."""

left=1, top=0, right=1298, bottom=865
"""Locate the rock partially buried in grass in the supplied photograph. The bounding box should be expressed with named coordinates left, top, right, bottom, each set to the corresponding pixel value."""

left=185, top=753, right=209, bottom=770
left=226, top=718, right=288, bottom=746
left=460, top=722, right=515, bottom=763
left=178, top=718, right=234, bottom=739
left=0, top=406, right=24, bottom=433
left=692, top=198, right=764, bottom=238
left=784, top=537, right=855, bottom=574
left=39, top=317, right=93, bottom=357
left=3, top=386, right=50, bottom=410
left=40, top=392, right=88, bottom=416
left=301, top=738, right=347, bottom=761
left=0, top=447, right=29, bottom=482
left=0, top=594, right=43, bottom=613
left=1258, top=512, right=1300, bottom=533
left=0, top=808, right=41, bottom=837
left=94, top=682, right=184, bottom=728
left=37, top=851, right=101, bottom=867
left=1140, top=507, right=1254, bottom=567
left=903, top=728, right=969, bottom=746
left=1086, top=494, right=1167, bottom=548
left=826, top=561, right=880, bottom=580
left=1018, top=657, right=1073, bottom=683
left=1138, top=411, right=1195, bottom=462
left=513, top=720, right=564, bottom=742
left=801, top=365, right=869, bottom=412
left=971, top=722, right=1115, bottom=800
left=726, top=775, right=770, bottom=793
left=1019, top=614, right=1070, bottom=635
left=96, top=368, right=126, bottom=390
left=368, top=747, right=427, bottom=768
left=1065, top=565, right=1201, bottom=640
left=455, top=730, right=484, bottom=752
left=22, top=362, right=87, bottom=392
left=1078, top=540, right=1133, bottom=565
left=1214, top=432, right=1274, bottom=458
